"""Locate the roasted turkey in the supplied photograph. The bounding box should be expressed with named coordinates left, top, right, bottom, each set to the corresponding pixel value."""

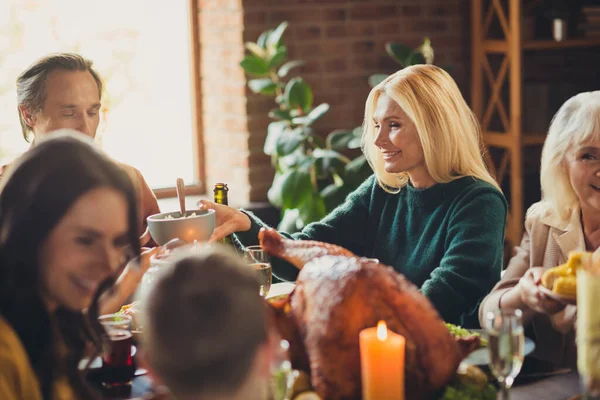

left=260, top=228, right=478, bottom=400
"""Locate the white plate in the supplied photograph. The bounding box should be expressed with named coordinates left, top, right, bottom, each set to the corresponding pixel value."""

left=463, top=330, right=536, bottom=366
left=266, top=282, right=296, bottom=299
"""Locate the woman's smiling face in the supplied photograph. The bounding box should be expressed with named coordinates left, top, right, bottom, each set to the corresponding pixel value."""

left=39, top=187, right=130, bottom=311
left=566, top=139, right=600, bottom=214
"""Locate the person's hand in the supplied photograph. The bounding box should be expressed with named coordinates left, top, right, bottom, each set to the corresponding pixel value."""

left=139, top=227, right=152, bottom=247
left=198, top=199, right=251, bottom=242
left=99, top=247, right=160, bottom=315
left=517, top=267, right=566, bottom=315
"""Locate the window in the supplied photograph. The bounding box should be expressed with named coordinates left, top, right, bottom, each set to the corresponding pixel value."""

left=0, top=0, right=202, bottom=193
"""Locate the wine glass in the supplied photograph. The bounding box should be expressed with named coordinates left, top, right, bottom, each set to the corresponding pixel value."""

left=269, top=340, right=299, bottom=400
left=486, top=309, right=525, bottom=400
left=244, top=245, right=272, bottom=298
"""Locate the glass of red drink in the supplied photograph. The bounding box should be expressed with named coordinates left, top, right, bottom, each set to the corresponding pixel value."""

left=98, top=314, right=134, bottom=387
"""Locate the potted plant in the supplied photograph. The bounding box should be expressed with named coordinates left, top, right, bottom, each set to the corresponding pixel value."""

left=240, top=22, right=372, bottom=232
left=368, top=38, right=438, bottom=87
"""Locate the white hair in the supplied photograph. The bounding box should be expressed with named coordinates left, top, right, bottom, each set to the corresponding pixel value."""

left=532, top=91, right=600, bottom=220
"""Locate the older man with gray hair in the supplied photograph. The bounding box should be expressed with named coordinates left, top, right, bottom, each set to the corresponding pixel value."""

left=2, top=52, right=159, bottom=244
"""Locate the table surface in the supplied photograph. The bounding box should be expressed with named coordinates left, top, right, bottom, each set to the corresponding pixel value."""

left=98, top=282, right=583, bottom=400
left=99, top=371, right=583, bottom=400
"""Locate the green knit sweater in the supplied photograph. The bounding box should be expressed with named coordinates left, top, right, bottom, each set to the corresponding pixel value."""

left=236, top=175, right=507, bottom=326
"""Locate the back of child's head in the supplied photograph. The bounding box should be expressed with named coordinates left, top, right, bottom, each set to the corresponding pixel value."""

left=141, top=244, right=268, bottom=399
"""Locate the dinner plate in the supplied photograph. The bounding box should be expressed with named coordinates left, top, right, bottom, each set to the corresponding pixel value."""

left=463, top=330, right=536, bottom=366
left=266, top=282, right=296, bottom=299
left=539, top=285, right=577, bottom=305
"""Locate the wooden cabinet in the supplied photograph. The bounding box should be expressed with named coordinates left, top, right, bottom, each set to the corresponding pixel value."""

left=470, top=0, right=600, bottom=248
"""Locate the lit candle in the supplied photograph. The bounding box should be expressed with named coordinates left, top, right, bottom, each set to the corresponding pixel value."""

left=359, top=320, right=405, bottom=400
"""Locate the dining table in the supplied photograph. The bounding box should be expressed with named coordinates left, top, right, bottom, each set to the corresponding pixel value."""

left=96, top=282, right=584, bottom=400
left=98, top=370, right=584, bottom=399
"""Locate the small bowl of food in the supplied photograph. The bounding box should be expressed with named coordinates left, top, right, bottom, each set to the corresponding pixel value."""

left=147, top=209, right=215, bottom=246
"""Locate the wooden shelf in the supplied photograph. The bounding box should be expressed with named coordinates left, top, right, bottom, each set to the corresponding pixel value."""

left=471, top=0, right=600, bottom=248
left=484, top=132, right=546, bottom=148
left=483, top=38, right=600, bottom=53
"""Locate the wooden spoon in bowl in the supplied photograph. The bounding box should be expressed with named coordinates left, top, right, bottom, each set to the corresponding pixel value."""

left=176, top=178, right=186, bottom=217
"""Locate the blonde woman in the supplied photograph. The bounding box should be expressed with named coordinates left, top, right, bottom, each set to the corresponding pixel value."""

left=479, top=91, right=600, bottom=369
left=201, top=65, right=507, bottom=326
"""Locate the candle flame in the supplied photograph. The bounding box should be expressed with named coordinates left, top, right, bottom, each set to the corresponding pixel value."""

left=377, top=320, right=388, bottom=341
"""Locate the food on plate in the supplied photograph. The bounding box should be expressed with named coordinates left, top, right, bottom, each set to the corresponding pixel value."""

left=163, top=212, right=198, bottom=220
left=437, top=363, right=496, bottom=399
left=260, top=228, right=479, bottom=400
left=117, top=301, right=142, bottom=331
left=541, top=251, right=587, bottom=299
left=291, top=371, right=312, bottom=397
left=293, top=392, right=321, bottom=400
left=445, top=323, right=488, bottom=347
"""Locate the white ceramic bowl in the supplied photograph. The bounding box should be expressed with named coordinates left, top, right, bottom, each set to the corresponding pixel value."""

left=146, top=209, right=215, bottom=245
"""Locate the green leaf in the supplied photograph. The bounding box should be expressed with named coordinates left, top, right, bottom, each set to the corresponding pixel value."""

left=284, top=78, right=313, bottom=112
left=385, top=43, right=413, bottom=66
left=269, top=108, right=292, bottom=121
left=347, top=125, right=363, bottom=149
left=308, top=134, right=326, bottom=149
left=267, top=21, right=289, bottom=50
left=297, top=192, right=327, bottom=224
left=276, top=129, right=305, bottom=156
left=267, top=172, right=285, bottom=208
left=313, top=148, right=346, bottom=178
left=275, top=168, right=312, bottom=209
left=294, top=103, right=329, bottom=126
left=257, top=30, right=271, bottom=49
left=245, top=42, right=266, bottom=58
left=326, top=129, right=354, bottom=151
left=264, top=121, right=287, bottom=156
left=240, top=56, right=270, bottom=76
left=268, top=46, right=287, bottom=69
left=368, top=73, right=388, bottom=88
left=344, top=155, right=372, bottom=185
left=279, top=148, right=309, bottom=169
left=248, top=78, right=278, bottom=95
left=277, top=208, right=303, bottom=233
left=406, top=51, right=426, bottom=66
left=278, top=60, right=305, bottom=78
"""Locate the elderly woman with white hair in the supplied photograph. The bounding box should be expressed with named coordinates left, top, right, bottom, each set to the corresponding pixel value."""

left=479, top=90, right=600, bottom=369
left=200, top=65, right=508, bottom=327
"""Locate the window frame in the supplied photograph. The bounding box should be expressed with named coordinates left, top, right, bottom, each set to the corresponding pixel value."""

left=154, top=0, right=205, bottom=199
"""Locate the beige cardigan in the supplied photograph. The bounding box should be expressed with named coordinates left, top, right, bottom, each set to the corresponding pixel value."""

left=479, top=202, right=581, bottom=369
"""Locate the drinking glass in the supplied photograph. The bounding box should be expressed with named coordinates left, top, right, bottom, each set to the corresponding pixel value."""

left=486, top=309, right=525, bottom=400
left=269, top=340, right=299, bottom=400
left=577, top=267, right=600, bottom=399
left=98, top=314, right=134, bottom=387
left=244, top=245, right=272, bottom=298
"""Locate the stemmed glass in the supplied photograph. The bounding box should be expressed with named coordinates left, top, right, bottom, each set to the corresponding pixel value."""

left=244, top=245, right=272, bottom=298
left=486, top=309, right=525, bottom=400
left=269, top=340, right=299, bottom=400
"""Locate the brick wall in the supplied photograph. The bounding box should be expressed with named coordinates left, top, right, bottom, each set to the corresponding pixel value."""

left=198, top=0, right=470, bottom=204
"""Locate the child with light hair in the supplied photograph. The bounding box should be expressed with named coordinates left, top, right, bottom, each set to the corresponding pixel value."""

left=139, top=245, right=275, bottom=400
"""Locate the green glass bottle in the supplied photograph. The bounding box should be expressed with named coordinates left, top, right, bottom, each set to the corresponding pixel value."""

left=213, top=183, right=235, bottom=246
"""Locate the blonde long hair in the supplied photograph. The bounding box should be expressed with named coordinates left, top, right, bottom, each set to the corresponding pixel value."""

left=361, top=65, right=498, bottom=192
left=533, top=91, right=600, bottom=220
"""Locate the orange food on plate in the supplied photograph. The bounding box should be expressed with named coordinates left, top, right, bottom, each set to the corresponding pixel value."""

left=541, top=251, right=588, bottom=299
